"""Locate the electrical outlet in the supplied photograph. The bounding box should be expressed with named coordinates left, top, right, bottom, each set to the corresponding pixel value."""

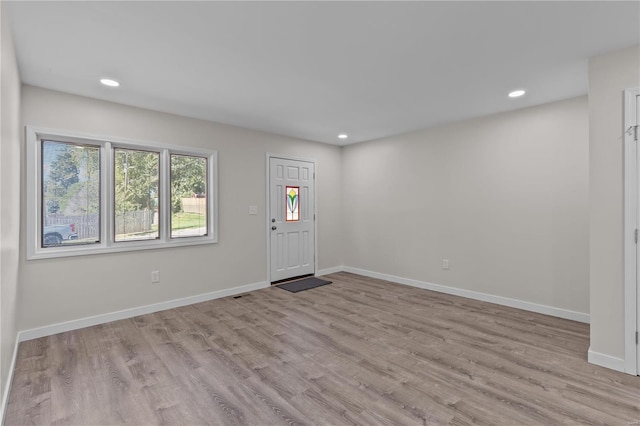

left=442, top=259, right=450, bottom=270
left=151, top=271, right=160, bottom=283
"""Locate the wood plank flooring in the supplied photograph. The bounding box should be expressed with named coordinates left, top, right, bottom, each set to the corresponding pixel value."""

left=6, top=272, right=640, bottom=425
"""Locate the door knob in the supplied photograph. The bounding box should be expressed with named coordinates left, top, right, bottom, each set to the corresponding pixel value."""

left=272, top=226, right=277, bottom=230
left=272, top=218, right=276, bottom=223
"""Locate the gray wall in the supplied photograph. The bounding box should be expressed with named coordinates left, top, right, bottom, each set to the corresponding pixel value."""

left=9, top=38, right=638, bottom=390
left=18, top=89, right=594, bottom=334
left=342, top=96, right=590, bottom=316
left=18, top=85, right=343, bottom=331
left=589, top=45, right=640, bottom=359
left=1, top=2, right=22, bottom=401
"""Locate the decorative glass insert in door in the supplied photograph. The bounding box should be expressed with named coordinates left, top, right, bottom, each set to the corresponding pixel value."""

left=286, top=186, right=299, bottom=221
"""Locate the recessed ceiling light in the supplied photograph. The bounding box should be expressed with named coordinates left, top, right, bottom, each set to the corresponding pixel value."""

left=100, top=78, right=120, bottom=87
left=508, top=89, right=526, bottom=98
left=338, top=134, right=348, bottom=139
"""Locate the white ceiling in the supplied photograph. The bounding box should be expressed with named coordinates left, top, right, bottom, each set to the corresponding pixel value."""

left=7, top=1, right=640, bottom=145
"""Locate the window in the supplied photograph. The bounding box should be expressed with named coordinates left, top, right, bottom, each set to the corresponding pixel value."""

left=41, top=140, right=100, bottom=247
left=114, top=148, right=160, bottom=242
left=170, top=154, right=207, bottom=238
left=27, top=127, right=217, bottom=259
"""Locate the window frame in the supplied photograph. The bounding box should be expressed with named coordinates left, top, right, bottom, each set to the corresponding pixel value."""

left=27, top=126, right=218, bottom=260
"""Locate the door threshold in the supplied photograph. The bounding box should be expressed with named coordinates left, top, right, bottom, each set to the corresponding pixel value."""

left=271, top=273, right=314, bottom=286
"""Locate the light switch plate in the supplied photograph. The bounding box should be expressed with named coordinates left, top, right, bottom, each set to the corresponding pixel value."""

left=249, top=205, right=258, bottom=215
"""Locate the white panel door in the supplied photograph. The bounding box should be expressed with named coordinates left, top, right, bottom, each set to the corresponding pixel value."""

left=637, top=94, right=640, bottom=374
left=269, top=157, right=315, bottom=282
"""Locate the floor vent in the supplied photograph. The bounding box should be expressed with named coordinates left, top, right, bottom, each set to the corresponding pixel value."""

left=233, top=294, right=250, bottom=299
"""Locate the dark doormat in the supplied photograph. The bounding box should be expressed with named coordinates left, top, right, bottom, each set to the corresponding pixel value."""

left=277, top=277, right=332, bottom=293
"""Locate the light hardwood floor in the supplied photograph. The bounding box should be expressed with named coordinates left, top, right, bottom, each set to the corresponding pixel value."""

left=6, top=272, right=640, bottom=425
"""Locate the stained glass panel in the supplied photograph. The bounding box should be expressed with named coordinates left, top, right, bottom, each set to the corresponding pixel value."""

left=286, top=186, right=299, bottom=221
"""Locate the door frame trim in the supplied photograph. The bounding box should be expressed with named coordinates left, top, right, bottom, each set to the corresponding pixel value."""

left=265, top=153, right=318, bottom=283
left=623, top=87, right=639, bottom=375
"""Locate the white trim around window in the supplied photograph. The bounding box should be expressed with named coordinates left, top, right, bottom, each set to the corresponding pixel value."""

left=26, top=126, right=218, bottom=260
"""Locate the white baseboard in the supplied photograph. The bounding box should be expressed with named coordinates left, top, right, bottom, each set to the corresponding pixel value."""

left=19, top=267, right=589, bottom=342
left=1, top=334, right=20, bottom=424
left=18, top=266, right=591, bottom=344
left=19, top=280, right=269, bottom=342
left=343, top=266, right=590, bottom=324
left=588, top=347, right=626, bottom=373
left=316, top=266, right=344, bottom=276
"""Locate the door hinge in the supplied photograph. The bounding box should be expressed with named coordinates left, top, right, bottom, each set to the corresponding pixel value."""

left=314, top=214, right=316, bottom=220
left=635, top=229, right=638, bottom=244
left=636, top=331, right=638, bottom=345
left=635, top=125, right=638, bottom=141
left=313, top=172, right=316, bottom=179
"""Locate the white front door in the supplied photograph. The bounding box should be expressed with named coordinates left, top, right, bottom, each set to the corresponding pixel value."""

left=269, top=157, right=315, bottom=282
left=625, top=88, right=640, bottom=375
left=637, top=93, right=640, bottom=374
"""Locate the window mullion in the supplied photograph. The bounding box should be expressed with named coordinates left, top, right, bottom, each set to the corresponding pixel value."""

left=160, top=149, right=170, bottom=242
left=103, top=142, right=113, bottom=248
